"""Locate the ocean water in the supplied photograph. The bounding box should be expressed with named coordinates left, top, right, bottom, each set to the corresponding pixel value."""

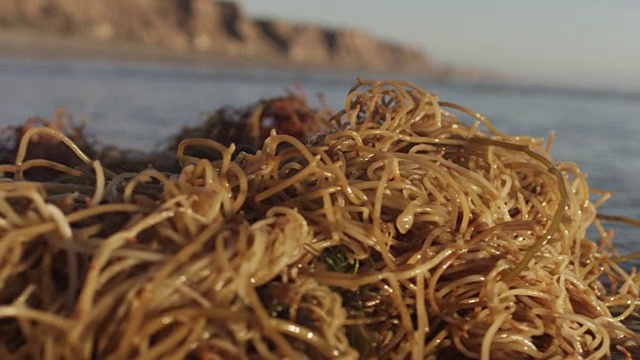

left=1, top=57, right=639, bottom=256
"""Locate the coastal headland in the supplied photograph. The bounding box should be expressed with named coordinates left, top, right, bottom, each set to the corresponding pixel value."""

left=0, top=0, right=490, bottom=79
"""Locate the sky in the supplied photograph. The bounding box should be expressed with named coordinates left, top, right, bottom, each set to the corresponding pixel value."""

left=240, top=0, right=640, bottom=92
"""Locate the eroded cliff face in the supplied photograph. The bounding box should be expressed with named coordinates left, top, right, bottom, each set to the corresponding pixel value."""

left=0, top=0, right=431, bottom=72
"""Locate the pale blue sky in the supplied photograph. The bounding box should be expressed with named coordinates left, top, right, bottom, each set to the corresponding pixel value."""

left=240, top=0, right=640, bottom=92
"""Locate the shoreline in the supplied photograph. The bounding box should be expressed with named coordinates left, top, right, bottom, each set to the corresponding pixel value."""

left=0, top=27, right=432, bottom=77
left=2, top=28, right=637, bottom=100
left=0, top=27, right=275, bottom=68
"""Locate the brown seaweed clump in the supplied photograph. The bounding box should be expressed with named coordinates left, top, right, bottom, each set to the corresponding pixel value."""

left=0, top=89, right=333, bottom=177
left=0, top=79, right=639, bottom=359
left=0, top=108, right=97, bottom=180
left=168, top=88, right=334, bottom=160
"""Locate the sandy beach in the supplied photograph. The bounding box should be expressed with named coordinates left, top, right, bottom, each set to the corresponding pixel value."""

left=0, top=27, right=286, bottom=68
left=0, top=28, right=443, bottom=78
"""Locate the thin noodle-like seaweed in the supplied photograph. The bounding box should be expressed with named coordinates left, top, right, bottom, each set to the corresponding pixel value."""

left=0, top=79, right=638, bottom=359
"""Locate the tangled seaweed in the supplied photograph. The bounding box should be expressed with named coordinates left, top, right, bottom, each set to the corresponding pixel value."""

left=169, top=87, right=334, bottom=161
left=0, top=79, right=638, bottom=359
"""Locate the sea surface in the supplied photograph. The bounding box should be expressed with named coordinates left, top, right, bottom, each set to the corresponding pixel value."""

left=1, top=57, right=639, bottom=260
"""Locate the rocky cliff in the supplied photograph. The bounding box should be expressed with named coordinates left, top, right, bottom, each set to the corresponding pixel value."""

left=0, top=0, right=432, bottom=72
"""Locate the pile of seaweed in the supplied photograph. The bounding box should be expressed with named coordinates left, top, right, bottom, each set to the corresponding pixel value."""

left=0, top=89, right=331, bottom=176
left=0, top=79, right=639, bottom=359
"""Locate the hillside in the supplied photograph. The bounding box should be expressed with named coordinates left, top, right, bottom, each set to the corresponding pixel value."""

left=0, top=0, right=432, bottom=73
